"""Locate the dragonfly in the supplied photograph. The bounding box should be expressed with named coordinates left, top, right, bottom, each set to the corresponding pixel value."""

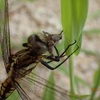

left=0, top=0, right=79, bottom=100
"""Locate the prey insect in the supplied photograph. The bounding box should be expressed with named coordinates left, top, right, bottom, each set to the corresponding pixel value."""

left=0, top=0, right=79, bottom=100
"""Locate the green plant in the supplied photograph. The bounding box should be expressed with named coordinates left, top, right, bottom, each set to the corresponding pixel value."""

left=90, top=65, right=100, bottom=100
left=60, top=0, right=88, bottom=99
left=42, top=72, right=55, bottom=100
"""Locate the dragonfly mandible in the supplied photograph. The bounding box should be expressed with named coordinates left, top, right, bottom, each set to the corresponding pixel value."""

left=0, top=0, right=79, bottom=100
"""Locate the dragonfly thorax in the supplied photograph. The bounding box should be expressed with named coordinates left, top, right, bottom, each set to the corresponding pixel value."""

left=25, top=31, right=62, bottom=55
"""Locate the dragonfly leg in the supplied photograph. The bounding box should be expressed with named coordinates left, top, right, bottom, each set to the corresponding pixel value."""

left=41, top=45, right=79, bottom=70
left=40, top=60, right=57, bottom=70
left=45, top=40, right=77, bottom=64
left=60, top=40, right=77, bottom=57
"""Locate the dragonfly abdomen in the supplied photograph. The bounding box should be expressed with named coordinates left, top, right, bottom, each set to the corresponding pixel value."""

left=0, top=77, right=15, bottom=99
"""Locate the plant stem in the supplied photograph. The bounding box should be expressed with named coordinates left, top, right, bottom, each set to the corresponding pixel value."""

left=69, top=54, right=75, bottom=100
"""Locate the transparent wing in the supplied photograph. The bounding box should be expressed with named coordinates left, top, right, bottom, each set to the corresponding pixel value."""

left=0, top=0, right=11, bottom=67
left=15, top=81, right=31, bottom=100
left=15, top=72, right=79, bottom=100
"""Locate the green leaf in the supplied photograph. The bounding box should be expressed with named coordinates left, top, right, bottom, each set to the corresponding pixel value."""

left=7, top=90, right=20, bottom=100
left=0, top=0, right=5, bottom=38
left=0, top=0, right=4, bottom=10
left=81, top=49, right=100, bottom=57
left=90, top=65, right=100, bottom=100
left=60, top=0, right=88, bottom=55
left=70, top=94, right=90, bottom=99
left=84, top=29, right=100, bottom=35
left=42, top=72, right=55, bottom=100
left=0, top=46, right=2, bottom=56
left=93, top=66, right=100, bottom=86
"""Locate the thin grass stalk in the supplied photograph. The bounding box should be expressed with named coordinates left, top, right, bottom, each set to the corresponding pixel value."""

left=69, top=55, right=75, bottom=100
left=90, top=65, right=100, bottom=100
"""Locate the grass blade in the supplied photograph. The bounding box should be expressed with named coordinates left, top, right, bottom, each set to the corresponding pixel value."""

left=42, top=72, right=55, bottom=100
left=60, top=0, right=88, bottom=55
left=60, top=1, right=88, bottom=100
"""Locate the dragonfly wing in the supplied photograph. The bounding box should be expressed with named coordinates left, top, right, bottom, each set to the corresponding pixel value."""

left=15, top=72, right=75, bottom=100
left=15, top=81, right=31, bottom=100
left=0, top=0, right=11, bottom=68
left=26, top=73, right=71, bottom=100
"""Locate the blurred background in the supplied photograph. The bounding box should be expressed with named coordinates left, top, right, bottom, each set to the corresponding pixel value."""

left=0, top=0, right=100, bottom=99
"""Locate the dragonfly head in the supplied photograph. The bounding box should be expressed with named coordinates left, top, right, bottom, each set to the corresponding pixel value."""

left=42, top=31, right=62, bottom=46
left=42, top=31, right=62, bottom=54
